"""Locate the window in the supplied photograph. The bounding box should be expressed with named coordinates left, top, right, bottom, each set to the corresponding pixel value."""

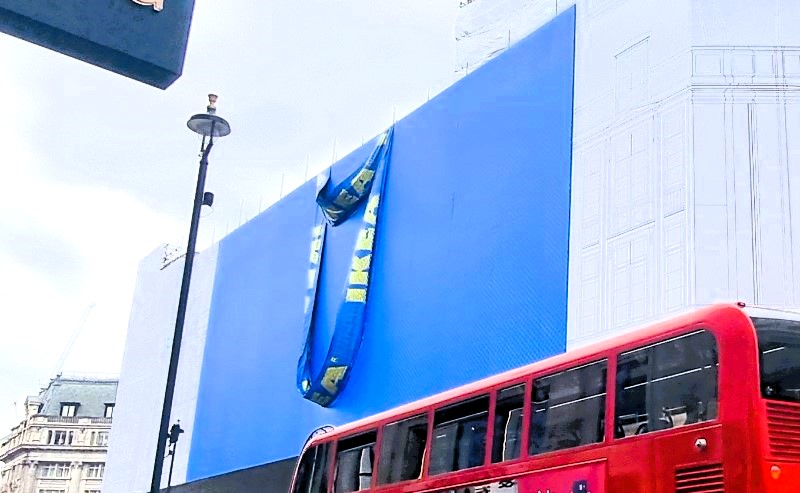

left=47, top=430, right=73, bottom=445
left=60, top=403, right=79, bottom=417
left=615, top=330, right=718, bottom=438
left=104, top=404, right=115, bottom=418
left=529, top=360, right=607, bottom=455
left=377, top=414, right=428, bottom=484
left=85, top=463, right=104, bottom=479
left=754, top=317, right=800, bottom=402
left=334, top=431, right=376, bottom=493
left=492, top=384, right=525, bottom=463
left=292, top=443, right=330, bottom=493
left=615, top=37, right=649, bottom=114
left=38, top=463, right=70, bottom=478
left=90, top=431, right=109, bottom=446
left=429, top=396, right=488, bottom=475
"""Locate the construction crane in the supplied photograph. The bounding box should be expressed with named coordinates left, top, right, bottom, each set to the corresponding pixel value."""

left=51, top=303, right=95, bottom=378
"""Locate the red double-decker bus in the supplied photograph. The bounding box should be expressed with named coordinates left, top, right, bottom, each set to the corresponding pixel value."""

left=290, top=303, right=800, bottom=492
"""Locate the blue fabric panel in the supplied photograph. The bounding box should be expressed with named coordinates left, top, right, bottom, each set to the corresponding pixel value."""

left=189, top=6, right=576, bottom=480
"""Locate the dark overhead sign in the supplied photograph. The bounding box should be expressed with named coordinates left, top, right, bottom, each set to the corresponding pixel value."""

left=0, top=0, right=195, bottom=89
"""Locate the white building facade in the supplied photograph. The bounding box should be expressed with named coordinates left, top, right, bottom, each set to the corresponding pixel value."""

left=0, top=376, right=117, bottom=493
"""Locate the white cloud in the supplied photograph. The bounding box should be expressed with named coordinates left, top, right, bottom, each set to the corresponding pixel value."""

left=0, top=54, right=184, bottom=428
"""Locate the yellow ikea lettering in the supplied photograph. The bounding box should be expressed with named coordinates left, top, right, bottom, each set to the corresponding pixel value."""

left=356, top=228, right=375, bottom=251
left=310, top=239, right=322, bottom=263
left=349, top=271, right=368, bottom=285
left=321, top=366, right=348, bottom=394
left=350, top=169, right=375, bottom=195
left=131, top=0, right=164, bottom=11
left=311, top=392, right=332, bottom=406
left=364, top=195, right=380, bottom=225
left=334, top=190, right=359, bottom=208
left=351, top=254, right=371, bottom=273
left=346, top=288, right=367, bottom=303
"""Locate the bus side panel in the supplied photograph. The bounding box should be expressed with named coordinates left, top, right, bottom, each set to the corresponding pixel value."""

left=653, top=424, right=723, bottom=492
left=606, top=438, right=653, bottom=492
left=516, top=461, right=606, bottom=492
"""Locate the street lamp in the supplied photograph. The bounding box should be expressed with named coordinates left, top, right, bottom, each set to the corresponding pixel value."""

left=165, top=421, right=185, bottom=492
left=150, top=94, right=231, bottom=493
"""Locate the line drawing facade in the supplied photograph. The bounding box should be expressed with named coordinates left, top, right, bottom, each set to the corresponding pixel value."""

left=565, top=0, right=800, bottom=348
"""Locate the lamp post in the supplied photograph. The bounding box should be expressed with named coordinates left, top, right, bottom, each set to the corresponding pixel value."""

left=150, top=95, right=231, bottom=493
left=165, top=421, right=184, bottom=492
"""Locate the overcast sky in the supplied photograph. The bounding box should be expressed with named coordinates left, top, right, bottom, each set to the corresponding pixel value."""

left=0, top=1, right=457, bottom=431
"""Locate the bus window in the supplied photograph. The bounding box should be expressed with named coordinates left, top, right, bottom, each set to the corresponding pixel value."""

left=491, top=384, right=524, bottom=463
left=334, top=431, right=376, bottom=493
left=377, top=414, right=428, bottom=485
left=754, top=317, right=800, bottom=402
left=529, top=360, right=607, bottom=455
left=293, top=442, right=331, bottom=493
left=429, top=395, right=489, bottom=475
left=615, top=330, right=718, bottom=438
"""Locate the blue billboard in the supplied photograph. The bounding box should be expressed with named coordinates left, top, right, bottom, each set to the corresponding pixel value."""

left=188, top=6, right=576, bottom=480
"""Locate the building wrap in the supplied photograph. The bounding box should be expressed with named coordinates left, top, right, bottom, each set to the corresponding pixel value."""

left=105, top=7, right=575, bottom=491
left=106, top=1, right=800, bottom=491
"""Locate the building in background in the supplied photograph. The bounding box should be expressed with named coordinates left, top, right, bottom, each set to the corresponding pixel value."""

left=0, top=375, right=117, bottom=493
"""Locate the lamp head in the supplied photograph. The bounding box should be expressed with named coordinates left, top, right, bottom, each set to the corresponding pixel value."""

left=187, top=93, right=231, bottom=137
left=207, top=94, right=218, bottom=114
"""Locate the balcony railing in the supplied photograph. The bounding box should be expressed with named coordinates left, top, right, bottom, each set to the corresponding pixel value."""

left=28, top=415, right=112, bottom=425
left=41, top=416, right=79, bottom=424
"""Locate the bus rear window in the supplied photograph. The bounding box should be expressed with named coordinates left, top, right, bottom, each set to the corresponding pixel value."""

left=754, top=317, right=800, bottom=402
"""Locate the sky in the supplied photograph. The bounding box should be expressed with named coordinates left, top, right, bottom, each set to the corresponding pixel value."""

left=0, top=1, right=458, bottom=431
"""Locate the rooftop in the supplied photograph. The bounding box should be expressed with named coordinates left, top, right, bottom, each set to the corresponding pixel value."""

left=29, top=374, right=118, bottom=419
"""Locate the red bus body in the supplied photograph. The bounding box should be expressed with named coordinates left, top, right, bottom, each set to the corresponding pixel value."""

left=290, top=303, right=800, bottom=492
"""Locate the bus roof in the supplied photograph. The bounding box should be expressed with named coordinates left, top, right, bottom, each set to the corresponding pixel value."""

left=306, top=302, right=752, bottom=446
